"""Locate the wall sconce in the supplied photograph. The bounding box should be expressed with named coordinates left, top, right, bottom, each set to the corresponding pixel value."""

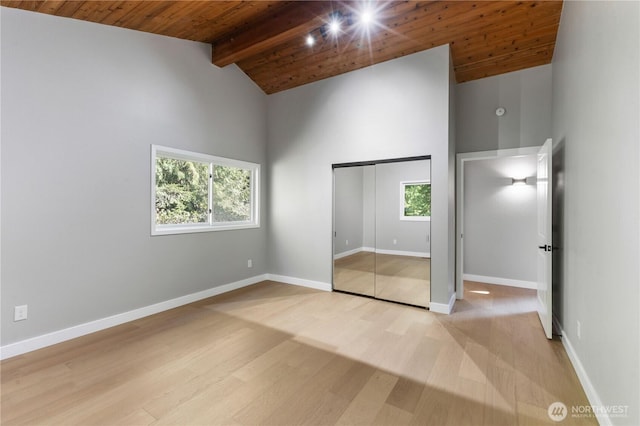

left=510, top=177, right=537, bottom=186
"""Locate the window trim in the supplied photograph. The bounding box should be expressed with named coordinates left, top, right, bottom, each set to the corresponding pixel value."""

left=151, top=145, right=260, bottom=236
left=400, top=180, right=431, bottom=222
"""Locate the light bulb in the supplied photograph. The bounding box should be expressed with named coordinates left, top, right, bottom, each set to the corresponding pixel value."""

left=329, top=19, right=341, bottom=35
left=360, top=9, right=373, bottom=25
left=306, top=34, right=315, bottom=47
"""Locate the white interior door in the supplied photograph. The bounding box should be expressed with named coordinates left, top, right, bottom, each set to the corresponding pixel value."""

left=537, top=138, right=553, bottom=339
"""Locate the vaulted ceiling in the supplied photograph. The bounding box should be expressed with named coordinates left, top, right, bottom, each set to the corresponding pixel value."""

left=1, top=1, right=563, bottom=94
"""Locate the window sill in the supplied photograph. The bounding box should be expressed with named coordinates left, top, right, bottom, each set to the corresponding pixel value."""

left=400, top=216, right=431, bottom=222
left=152, top=223, right=260, bottom=236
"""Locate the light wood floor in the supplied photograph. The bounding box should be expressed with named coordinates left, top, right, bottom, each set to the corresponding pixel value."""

left=375, top=254, right=430, bottom=308
left=333, top=251, right=376, bottom=297
left=1, top=281, right=595, bottom=425
left=334, top=252, right=430, bottom=307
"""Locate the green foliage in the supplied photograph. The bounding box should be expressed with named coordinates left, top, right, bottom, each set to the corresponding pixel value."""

left=213, top=165, right=251, bottom=222
left=155, top=157, right=252, bottom=225
left=404, top=183, right=431, bottom=217
left=155, top=158, right=209, bottom=224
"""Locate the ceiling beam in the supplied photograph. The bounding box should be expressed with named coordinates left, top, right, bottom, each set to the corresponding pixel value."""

left=212, top=1, right=337, bottom=67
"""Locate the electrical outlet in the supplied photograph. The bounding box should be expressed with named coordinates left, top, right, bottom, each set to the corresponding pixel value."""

left=576, top=320, right=581, bottom=340
left=14, top=305, right=28, bottom=322
left=345, top=239, right=349, bottom=246
left=393, top=239, right=397, bottom=245
left=247, top=259, right=253, bottom=268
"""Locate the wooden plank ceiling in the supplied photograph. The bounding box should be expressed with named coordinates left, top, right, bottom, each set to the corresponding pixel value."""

left=1, top=1, right=563, bottom=94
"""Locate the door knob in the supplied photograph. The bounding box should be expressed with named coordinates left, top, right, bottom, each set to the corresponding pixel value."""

left=538, top=245, right=551, bottom=251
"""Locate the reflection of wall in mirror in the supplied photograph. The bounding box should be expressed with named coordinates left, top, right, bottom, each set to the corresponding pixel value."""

left=376, top=160, right=431, bottom=257
left=362, top=166, right=376, bottom=250
left=334, top=167, right=365, bottom=257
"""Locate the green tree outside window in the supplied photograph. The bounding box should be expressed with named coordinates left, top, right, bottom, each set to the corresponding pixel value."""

left=404, top=183, right=431, bottom=217
left=155, top=158, right=252, bottom=225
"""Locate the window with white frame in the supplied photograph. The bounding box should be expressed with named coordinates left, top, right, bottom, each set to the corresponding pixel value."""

left=151, top=145, right=260, bottom=235
left=400, top=181, right=431, bottom=221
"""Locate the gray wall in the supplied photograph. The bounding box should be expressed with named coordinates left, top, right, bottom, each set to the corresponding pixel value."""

left=375, top=160, right=431, bottom=254
left=362, top=166, right=376, bottom=249
left=333, top=167, right=364, bottom=256
left=1, top=8, right=268, bottom=345
left=456, top=64, right=552, bottom=153
left=552, top=1, right=639, bottom=424
left=267, top=46, right=455, bottom=305
left=463, top=156, right=537, bottom=282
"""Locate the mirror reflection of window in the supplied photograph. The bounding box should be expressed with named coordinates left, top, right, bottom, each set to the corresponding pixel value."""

left=401, top=181, right=431, bottom=221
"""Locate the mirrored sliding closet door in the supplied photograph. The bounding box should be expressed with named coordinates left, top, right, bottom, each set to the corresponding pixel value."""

left=333, top=165, right=375, bottom=296
left=332, top=157, right=431, bottom=308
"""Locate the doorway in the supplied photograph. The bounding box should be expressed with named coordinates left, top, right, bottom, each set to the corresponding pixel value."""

left=455, top=147, right=540, bottom=299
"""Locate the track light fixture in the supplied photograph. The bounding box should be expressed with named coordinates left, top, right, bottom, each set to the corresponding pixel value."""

left=305, top=34, right=315, bottom=47
left=311, top=6, right=378, bottom=46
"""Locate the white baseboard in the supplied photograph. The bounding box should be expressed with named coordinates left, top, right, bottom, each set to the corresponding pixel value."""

left=334, top=247, right=364, bottom=260
left=334, top=247, right=427, bottom=260
left=375, top=249, right=430, bottom=258
left=559, top=327, right=611, bottom=426
left=429, top=292, right=456, bottom=314
left=0, top=273, right=334, bottom=360
left=265, top=274, right=332, bottom=292
left=463, top=274, right=537, bottom=290
left=0, top=274, right=272, bottom=360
